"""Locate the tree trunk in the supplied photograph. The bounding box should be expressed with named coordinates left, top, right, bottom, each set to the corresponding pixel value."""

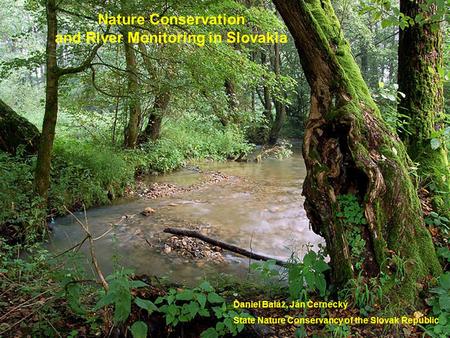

left=360, top=45, right=369, bottom=80
left=34, top=0, right=59, bottom=200
left=261, top=50, right=273, bottom=124
left=0, top=99, right=40, bottom=155
left=225, top=79, right=238, bottom=113
left=398, top=0, right=450, bottom=215
left=273, top=0, right=441, bottom=303
left=123, top=35, right=141, bottom=149
left=139, top=92, right=169, bottom=143
left=269, top=43, right=287, bottom=145
left=137, top=43, right=170, bottom=143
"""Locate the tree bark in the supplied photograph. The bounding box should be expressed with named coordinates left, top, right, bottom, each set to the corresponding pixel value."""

left=140, top=92, right=169, bottom=143
left=256, top=48, right=273, bottom=144
left=123, top=35, right=142, bottom=149
left=0, top=100, right=40, bottom=155
left=225, top=79, right=238, bottom=113
left=273, top=0, right=441, bottom=303
left=269, top=43, right=287, bottom=145
left=34, top=0, right=59, bottom=199
left=398, top=0, right=450, bottom=215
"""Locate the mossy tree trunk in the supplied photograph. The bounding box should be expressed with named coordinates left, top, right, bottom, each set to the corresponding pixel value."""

left=273, top=0, right=441, bottom=303
left=398, top=0, right=450, bottom=216
left=0, top=99, right=40, bottom=155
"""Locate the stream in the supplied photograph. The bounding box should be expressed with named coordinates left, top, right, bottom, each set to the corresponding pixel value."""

left=48, top=148, right=324, bottom=285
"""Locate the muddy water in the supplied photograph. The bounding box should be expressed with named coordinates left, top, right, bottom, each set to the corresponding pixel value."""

left=49, top=149, right=324, bottom=285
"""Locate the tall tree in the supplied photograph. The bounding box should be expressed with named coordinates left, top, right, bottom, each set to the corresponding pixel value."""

left=398, top=0, right=450, bottom=215
left=272, top=0, right=441, bottom=303
left=34, top=0, right=100, bottom=200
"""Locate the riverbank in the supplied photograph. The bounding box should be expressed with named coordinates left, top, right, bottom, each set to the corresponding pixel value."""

left=0, top=117, right=254, bottom=242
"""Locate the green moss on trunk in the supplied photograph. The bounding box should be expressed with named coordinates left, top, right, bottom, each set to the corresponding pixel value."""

left=398, top=0, right=450, bottom=216
left=273, top=0, right=442, bottom=306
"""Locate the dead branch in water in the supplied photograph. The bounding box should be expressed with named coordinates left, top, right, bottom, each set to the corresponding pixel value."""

left=163, top=227, right=287, bottom=267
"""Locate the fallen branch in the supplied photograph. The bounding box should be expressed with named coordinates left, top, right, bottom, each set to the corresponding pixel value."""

left=163, top=227, right=287, bottom=267
left=64, top=206, right=109, bottom=291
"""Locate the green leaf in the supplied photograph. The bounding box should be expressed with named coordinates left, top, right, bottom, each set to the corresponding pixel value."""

left=439, top=273, right=450, bottom=289
left=176, top=289, right=194, bottom=301
left=197, top=293, right=207, bottom=308
left=198, top=308, right=210, bottom=317
left=130, top=321, right=148, bottom=338
left=135, top=297, right=158, bottom=314
left=94, top=291, right=115, bottom=310
left=130, top=280, right=148, bottom=289
left=199, top=281, right=214, bottom=292
left=316, top=276, right=327, bottom=296
left=207, top=292, right=225, bottom=304
left=439, top=294, right=450, bottom=311
left=114, top=289, right=132, bottom=324
left=186, top=301, right=200, bottom=318
left=201, top=327, right=219, bottom=338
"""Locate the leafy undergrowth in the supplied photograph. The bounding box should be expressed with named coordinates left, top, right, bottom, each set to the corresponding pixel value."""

left=2, top=236, right=448, bottom=338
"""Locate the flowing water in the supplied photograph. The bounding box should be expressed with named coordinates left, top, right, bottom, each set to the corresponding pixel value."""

left=48, top=148, right=324, bottom=285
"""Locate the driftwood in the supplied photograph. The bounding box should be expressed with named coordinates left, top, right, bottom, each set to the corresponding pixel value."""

left=163, top=227, right=287, bottom=267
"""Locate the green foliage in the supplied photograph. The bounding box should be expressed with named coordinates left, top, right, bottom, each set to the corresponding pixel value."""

left=95, top=269, right=148, bottom=324
left=250, top=259, right=279, bottom=280
left=50, top=138, right=135, bottom=213
left=134, top=115, right=253, bottom=173
left=287, top=250, right=330, bottom=300
left=425, top=211, right=450, bottom=236
left=359, top=0, right=448, bottom=31
left=0, top=240, right=102, bottom=336
left=422, top=272, right=450, bottom=337
left=0, top=152, right=46, bottom=238
left=436, top=246, right=450, bottom=265
left=155, top=280, right=251, bottom=337
left=337, top=194, right=368, bottom=271
left=337, top=194, right=367, bottom=225
left=326, top=323, right=351, bottom=338
left=373, top=82, right=410, bottom=134
left=340, top=273, right=384, bottom=315
left=250, top=247, right=330, bottom=301
left=129, top=321, right=148, bottom=338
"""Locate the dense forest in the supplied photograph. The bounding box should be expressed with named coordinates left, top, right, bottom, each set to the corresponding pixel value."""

left=0, top=0, right=449, bottom=337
